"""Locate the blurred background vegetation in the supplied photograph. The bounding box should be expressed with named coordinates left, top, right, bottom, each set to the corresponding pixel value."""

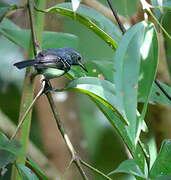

left=0, top=0, right=170, bottom=179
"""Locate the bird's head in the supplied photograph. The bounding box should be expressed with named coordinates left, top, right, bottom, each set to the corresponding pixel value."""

left=70, top=49, right=88, bottom=72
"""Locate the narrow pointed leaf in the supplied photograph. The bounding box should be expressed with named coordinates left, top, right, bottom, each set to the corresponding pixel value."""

left=138, top=23, right=158, bottom=119
left=37, top=3, right=119, bottom=50
left=65, top=77, right=129, bottom=125
left=113, top=22, right=146, bottom=145
left=149, top=139, right=171, bottom=178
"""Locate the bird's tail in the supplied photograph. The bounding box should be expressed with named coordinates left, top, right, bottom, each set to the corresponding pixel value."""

left=14, top=60, right=38, bottom=69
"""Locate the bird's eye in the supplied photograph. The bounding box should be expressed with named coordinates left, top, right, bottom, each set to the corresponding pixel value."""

left=78, top=56, right=81, bottom=61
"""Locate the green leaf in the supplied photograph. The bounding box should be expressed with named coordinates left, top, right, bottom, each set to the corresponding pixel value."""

left=113, top=21, right=146, bottom=145
left=0, top=2, right=10, bottom=22
left=65, top=76, right=129, bottom=125
left=138, top=23, right=158, bottom=119
left=0, top=132, right=16, bottom=168
left=37, top=3, right=119, bottom=50
left=0, top=18, right=78, bottom=50
left=16, top=163, right=39, bottom=180
left=91, top=99, right=148, bottom=174
left=110, top=0, right=139, bottom=18
left=26, top=157, right=48, bottom=180
left=149, top=139, right=171, bottom=178
left=152, top=175, right=171, bottom=180
left=108, top=159, right=147, bottom=179
left=149, top=81, right=171, bottom=107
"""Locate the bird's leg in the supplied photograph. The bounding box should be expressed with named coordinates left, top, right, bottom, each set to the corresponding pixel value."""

left=41, top=78, right=57, bottom=93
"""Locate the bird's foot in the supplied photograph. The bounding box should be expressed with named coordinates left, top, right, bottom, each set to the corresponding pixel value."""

left=41, top=78, right=57, bottom=93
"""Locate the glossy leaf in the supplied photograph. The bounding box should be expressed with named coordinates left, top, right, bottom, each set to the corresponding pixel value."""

left=65, top=77, right=129, bottom=125
left=149, top=139, right=171, bottom=178
left=108, top=159, right=147, bottom=179
left=0, top=18, right=78, bottom=50
left=113, top=22, right=146, bottom=145
left=138, top=23, right=158, bottom=119
left=71, top=0, right=82, bottom=12
left=38, top=3, right=119, bottom=50
left=16, top=163, right=39, bottom=180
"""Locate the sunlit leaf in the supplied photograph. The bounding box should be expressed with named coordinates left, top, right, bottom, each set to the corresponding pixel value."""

left=138, top=23, right=158, bottom=119
left=149, top=139, right=171, bottom=178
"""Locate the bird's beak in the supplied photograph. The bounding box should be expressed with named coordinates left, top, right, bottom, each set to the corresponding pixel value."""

left=78, top=61, right=88, bottom=72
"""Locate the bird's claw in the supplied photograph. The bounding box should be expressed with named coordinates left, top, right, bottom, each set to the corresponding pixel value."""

left=41, top=78, right=57, bottom=93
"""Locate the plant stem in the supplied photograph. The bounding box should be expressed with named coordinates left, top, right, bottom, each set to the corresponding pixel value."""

left=10, top=81, right=45, bottom=140
left=28, top=0, right=41, bottom=55
left=11, top=0, right=45, bottom=179
left=45, top=87, right=88, bottom=180
left=80, top=160, right=112, bottom=180
left=106, top=0, right=126, bottom=34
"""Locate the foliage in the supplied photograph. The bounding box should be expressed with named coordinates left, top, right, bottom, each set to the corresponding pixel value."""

left=0, top=0, right=171, bottom=180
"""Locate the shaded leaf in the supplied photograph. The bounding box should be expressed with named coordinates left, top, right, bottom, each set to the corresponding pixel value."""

left=149, top=139, right=171, bottom=178
left=108, top=159, right=146, bottom=179
left=149, top=81, right=171, bottom=107
left=65, top=76, right=129, bottom=125
left=26, top=157, right=48, bottom=180
left=0, top=132, right=16, bottom=168
left=0, top=18, right=78, bottom=50
left=111, top=0, right=139, bottom=18
left=0, top=2, right=10, bottom=22
left=16, top=164, right=39, bottom=180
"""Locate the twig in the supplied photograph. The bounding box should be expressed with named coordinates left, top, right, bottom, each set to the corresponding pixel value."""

left=28, top=0, right=41, bottom=55
left=82, top=0, right=127, bottom=25
left=106, top=0, right=171, bottom=102
left=45, top=83, right=88, bottom=180
left=10, top=81, right=45, bottom=140
left=155, top=80, right=171, bottom=101
left=80, top=160, right=112, bottom=180
left=106, top=0, right=126, bottom=34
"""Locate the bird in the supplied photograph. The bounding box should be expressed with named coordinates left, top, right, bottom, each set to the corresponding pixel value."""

left=14, top=47, right=88, bottom=79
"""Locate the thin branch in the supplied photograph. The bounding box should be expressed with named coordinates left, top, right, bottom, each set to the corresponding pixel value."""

left=80, top=160, right=112, bottom=180
left=155, top=80, right=171, bottom=101
left=10, top=81, right=45, bottom=140
left=82, top=0, right=127, bottom=25
left=28, top=0, right=41, bottom=55
left=45, top=83, right=88, bottom=180
left=106, top=0, right=126, bottom=34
